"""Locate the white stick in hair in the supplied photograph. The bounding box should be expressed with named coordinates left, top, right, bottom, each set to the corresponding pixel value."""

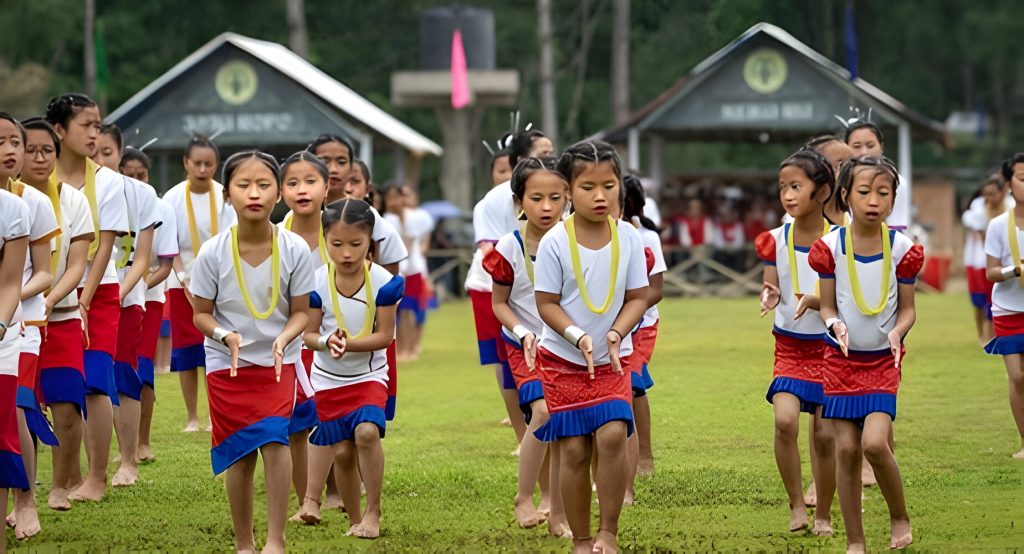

left=209, top=128, right=226, bottom=140
left=481, top=140, right=495, bottom=156
left=138, top=137, right=159, bottom=151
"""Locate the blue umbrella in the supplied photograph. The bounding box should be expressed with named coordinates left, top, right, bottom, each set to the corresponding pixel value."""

left=420, top=200, right=465, bottom=222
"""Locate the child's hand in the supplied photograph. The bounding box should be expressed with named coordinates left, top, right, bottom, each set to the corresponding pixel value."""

left=225, top=332, right=242, bottom=377
left=832, top=321, right=849, bottom=357
left=793, top=294, right=819, bottom=320
left=606, top=331, right=624, bottom=375
left=578, top=334, right=595, bottom=380
left=887, top=329, right=903, bottom=369
left=760, top=282, right=781, bottom=317
left=79, top=304, right=89, bottom=348
left=523, top=333, right=537, bottom=370
left=327, top=329, right=347, bottom=358
left=271, top=336, right=287, bottom=382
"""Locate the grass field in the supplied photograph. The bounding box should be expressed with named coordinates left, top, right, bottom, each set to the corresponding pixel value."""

left=10, top=293, right=1024, bottom=551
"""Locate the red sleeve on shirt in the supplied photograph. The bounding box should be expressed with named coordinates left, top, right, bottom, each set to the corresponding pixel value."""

left=808, top=239, right=835, bottom=276
left=754, top=231, right=776, bottom=264
left=483, top=248, right=515, bottom=286
left=644, top=247, right=655, bottom=274
left=896, top=244, right=925, bottom=281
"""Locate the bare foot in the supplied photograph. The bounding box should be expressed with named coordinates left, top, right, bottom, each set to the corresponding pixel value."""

left=260, top=541, right=285, bottom=554
left=514, top=498, right=546, bottom=528
left=181, top=420, right=200, bottom=433
left=846, top=542, right=866, bottom=553
left=549, top=520, right=572, bottom=538
left=572, top=537, right=594, bottom=554
left=48, top=488, right=71, bottom=511
left=5, top=511, right=13, bottom=528
left=862, top=462, right=877, bottom=487
left=637, top=459, right=654, bottom=477
left=13, top=504, right=41, bottom=540
left=1012, top=447, right=1024, bottom=460
left=537, top=497, right=551, bottom=516
left=112, top=464, right=138, bottom=487
left=204, top=422, right=213, bottom=433
left=323, top=493, right=344, bottom=511
left=297, top=496, right=321, bottom=525
left=137, top=445, right=155, bottom=462
left=69, top=478, right=106, bottom=502
left=623, top=486, right=634, bottom=506
left=347, top=510, right=381, bottom=539
left=111, top=452, right=120, bottom=464
left=804, top=481, right=817, bottom=507
left=593, top=528, right=617, bottom=553
left=499, top=417, right=511, bottom=427
left=812, top=518, right=833, bottom=537
left=789, top=504, right=808, bottom=532
left=510, top=445, right=520, bottom=457
left=890, top=518, right=912, bottom=549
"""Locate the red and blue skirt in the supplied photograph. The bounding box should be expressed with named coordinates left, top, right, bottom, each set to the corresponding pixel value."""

left=113, top=305, right=145, bottom=402
left=289, top=349, right=319, bottom=435
left=309, top=380, right=387, bottom=446
left=168, top=288, right=205, bottom=372
left=0, top=331, right=29, bottom=489
left=17, top=326, right=58, bottom=446
left=966, top=266, right=994, bottom=311
left=821, top=340, right=902, bottom=423
left=386, top=340, right=398, bottom=420
left=767, top=327, right=826, bottom=414
left=503, top=336, right=544, bottom=422
left=38, top=318, right=87, bottom=416
left=80, top=283, right=120, bottom=404
left=137, top=300, right=164, bottom=390
left=985, top=312, right=1024, bottom=356
left=469, top=289, right=509, bottom=368
left=207, top=364, right=296, bottom=475
left=398, top=272, right=429, bottom=325
left=534, top=348, right=634, bottom=442
left=630, top=323, right=658, bottom=396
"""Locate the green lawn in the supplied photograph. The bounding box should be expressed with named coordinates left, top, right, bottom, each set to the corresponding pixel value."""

left=11, top=293, right=1024, bottom=551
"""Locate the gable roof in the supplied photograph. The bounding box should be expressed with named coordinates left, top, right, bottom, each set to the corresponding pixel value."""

left=596, top=22, right=948, bottom=146
left=107, top=32, right=442, bottom=156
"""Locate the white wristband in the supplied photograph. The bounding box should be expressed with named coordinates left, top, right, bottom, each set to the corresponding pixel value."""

left=1001, top=265, right=1019, bottom=280
left=562, top=325, right=586, bottom=348
left=512, top=324, right=531, bottom=342
left=212, top=327, right=231, bottom=345
left=824, top=317, right=842, bottom=333
left=315, top=334, right=330, bottom=352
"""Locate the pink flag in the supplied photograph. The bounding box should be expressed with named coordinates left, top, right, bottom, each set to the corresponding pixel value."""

left=451, top=29, right=470, bottom=109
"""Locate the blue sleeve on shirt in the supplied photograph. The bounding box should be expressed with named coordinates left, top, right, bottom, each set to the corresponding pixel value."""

left=376, top=275, right=406, bottom=306
left=309, top=291, right=323, bottom=310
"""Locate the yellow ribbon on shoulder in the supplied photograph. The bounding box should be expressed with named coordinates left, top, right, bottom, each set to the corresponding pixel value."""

left=327, top=260, right=375, bottom=338
left=565, top=214, right=619, bottom=315
left=786, top=219, right=831, bottom=298
left=845, top=222, right=891, bottom=316
left=1006, top=208, right=1024, bottom=286
left=185, top=180, right=219, bottom=258
left=230, top=225, right=280, bottom=320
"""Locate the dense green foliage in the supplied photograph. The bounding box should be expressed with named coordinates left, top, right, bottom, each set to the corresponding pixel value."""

left=1, top=1, right=1017, bottom=192
left=12, top=294, right=1024, bottom=550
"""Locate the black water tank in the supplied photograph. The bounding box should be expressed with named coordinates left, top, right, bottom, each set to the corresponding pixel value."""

left=419, top=5, right=495, bottom=70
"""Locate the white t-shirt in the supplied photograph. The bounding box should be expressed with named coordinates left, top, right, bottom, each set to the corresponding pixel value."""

left=535, top=219, right=649, bottom=365
left=77, top=166, right=130, bottom=286
left=643, top=197, right=662, bottom=228
left=11, top=183, right=59, bottom=324
left=308, top=262, right=403, bottom=391
left=638, top=226, right=666, bottom=329
left=985, top=212, right=1024, bottom=317
left=116, top=176, right=160, bottom=308
left=810, top=228, right=923, bottom=351
left=485, top=230, right=545, bottom=343
left=962, top=208, right=987, bottom=269
left=48, top=185, right=95, bottom=322
left=189, top=228, right=315, bottom=372
left=145, top=198, right=180, bottom=302
left=383, top=209, right=434, bottom=276
left=162, top=180, right=236, bottom=288
left=886, top=171, right=911, bottom=229
left=756, top=224, right=829, bottom=338
left=0, top=190, right=30, bottom=323
left=466, top=181, right=519, bottom=292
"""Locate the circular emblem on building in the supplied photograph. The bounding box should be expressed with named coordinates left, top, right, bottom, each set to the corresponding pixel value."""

left=743, top=48, right=787, bottom=94
left=215, top=61, right=258, bottom=106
